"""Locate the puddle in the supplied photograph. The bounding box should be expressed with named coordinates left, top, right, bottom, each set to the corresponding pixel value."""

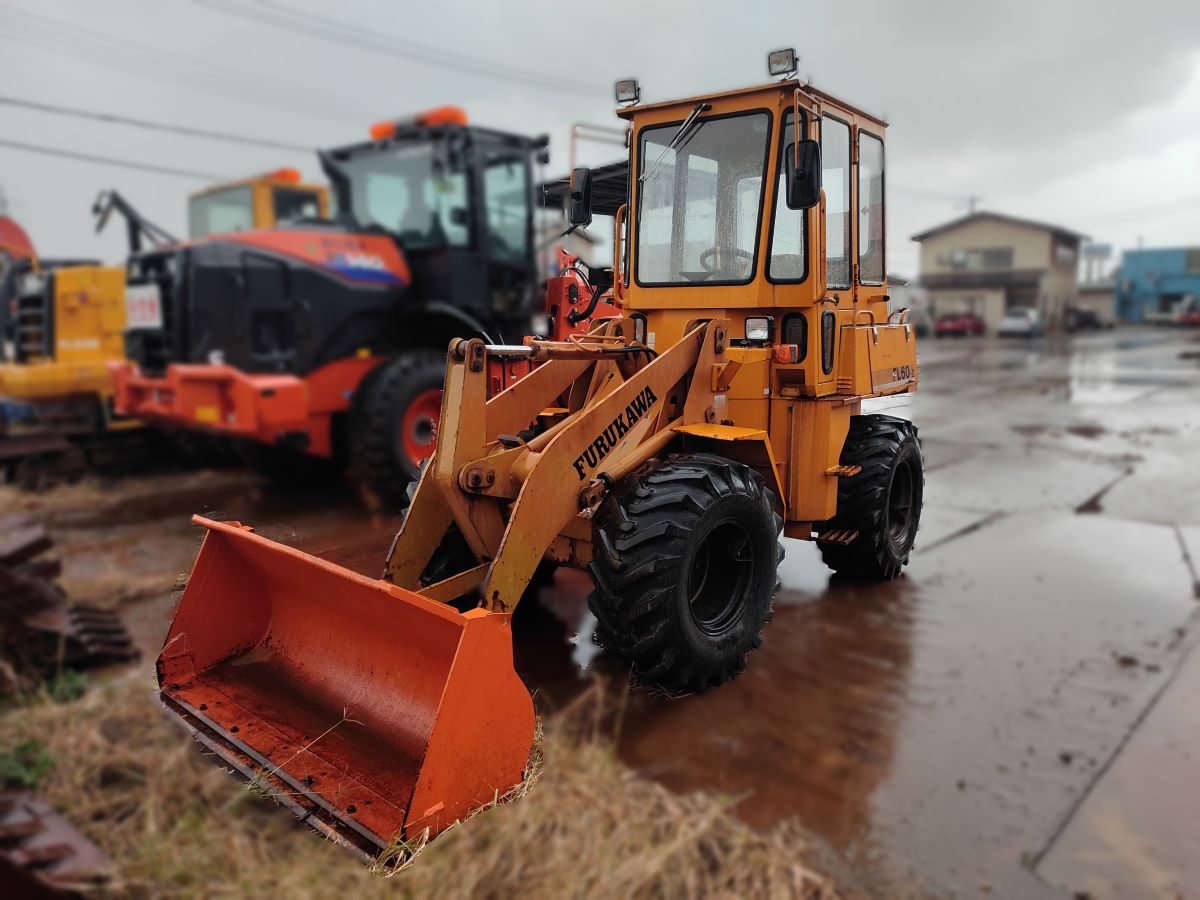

left=924, top=445, right=1122, bottom=514
left=1065, top=423, right=1106, bottom=439
left=34, top=328, right=1200, bottom=897
left=593, top=513, right=1195, bottom=895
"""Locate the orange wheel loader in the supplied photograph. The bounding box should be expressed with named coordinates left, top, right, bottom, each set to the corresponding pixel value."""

left=156, top=53, right=923, bottom=865
left=111, top=110, right=591, bottom=507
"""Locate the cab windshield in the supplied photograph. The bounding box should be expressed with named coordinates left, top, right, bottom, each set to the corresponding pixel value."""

left=339, top=142, right=470, bottom=251
left=271, top=187, right=323, bottom=225
left=188, top=186, right=254, bottom=238
left=636, top=112, right=771, bottom=285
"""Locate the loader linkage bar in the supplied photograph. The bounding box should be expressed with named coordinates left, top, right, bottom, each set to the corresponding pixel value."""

left=385, top=320, right=730, bottom=612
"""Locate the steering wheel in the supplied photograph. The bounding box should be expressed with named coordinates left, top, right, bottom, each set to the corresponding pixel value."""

left=698, top=246, right=754, bottom=274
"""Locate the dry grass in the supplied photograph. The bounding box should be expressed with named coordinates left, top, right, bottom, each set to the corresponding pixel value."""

left=4, top=668, right=842, bottom=899
left=0, top=469, right=257, bottom=527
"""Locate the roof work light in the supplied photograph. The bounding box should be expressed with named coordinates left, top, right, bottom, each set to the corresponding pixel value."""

left=768, top=48, right=798, bottom=78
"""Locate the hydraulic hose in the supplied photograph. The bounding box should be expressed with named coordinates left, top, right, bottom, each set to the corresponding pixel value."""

left=567, top=282, right=605, bottom=326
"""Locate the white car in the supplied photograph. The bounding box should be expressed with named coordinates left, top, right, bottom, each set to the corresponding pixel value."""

left=1144, top=295, right=1198, bottom=326
left=998, top=308, right=1044, bottom=337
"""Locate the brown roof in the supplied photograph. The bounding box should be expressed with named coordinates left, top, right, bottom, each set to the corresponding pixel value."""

left=911, top=211, right=1088, bottom=244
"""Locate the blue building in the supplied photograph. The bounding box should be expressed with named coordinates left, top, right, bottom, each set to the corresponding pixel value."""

left=1116, top=247, right=1200, bottom=323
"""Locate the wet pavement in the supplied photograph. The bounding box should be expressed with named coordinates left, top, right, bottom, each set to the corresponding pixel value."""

left=538, top=328, right=1200, bottom=897
left=604, top=331, right=1200, bottom=900
left=24, top=327, right=1200, bottom=898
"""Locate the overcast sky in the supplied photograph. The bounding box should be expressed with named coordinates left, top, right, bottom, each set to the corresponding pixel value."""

left=1, top=0, right=1198, bottom=278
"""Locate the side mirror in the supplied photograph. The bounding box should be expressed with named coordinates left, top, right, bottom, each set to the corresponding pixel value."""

left=784, top=140, right=822, bottom=210
left=567, top=167, right=593, bottom=228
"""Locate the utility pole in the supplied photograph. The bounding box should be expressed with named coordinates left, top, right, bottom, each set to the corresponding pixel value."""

left=966, top=195, right=982, bottom=214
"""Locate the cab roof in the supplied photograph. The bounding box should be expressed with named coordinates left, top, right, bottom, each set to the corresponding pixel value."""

left=190, top=174, right=326, bottom=199
left=616, top=79, right=887, bottom=129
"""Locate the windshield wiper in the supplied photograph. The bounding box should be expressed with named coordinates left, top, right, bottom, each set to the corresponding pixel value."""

left=638, top=102, right=711, bottom=185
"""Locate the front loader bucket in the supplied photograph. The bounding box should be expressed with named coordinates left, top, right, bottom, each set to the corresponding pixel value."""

left=157, top=517, right=534, bottom=861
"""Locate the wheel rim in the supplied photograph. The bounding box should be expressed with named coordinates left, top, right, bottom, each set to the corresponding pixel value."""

left=687, top=520, right=754, bottom=636
left=888, top=457, right=916, bottom=541
left=399, top=388, right=442, bottom=468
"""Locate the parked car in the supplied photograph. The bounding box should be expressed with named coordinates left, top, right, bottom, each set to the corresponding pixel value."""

left=1064, top=307, right=1112, bottom=332
left=1143, top=295, right=1198, bottom=326
left=934, top=312, right=986, bottom=338
left=907, top=306, right=933, bottom=338
left=998, top=308, right=1044, bottom=337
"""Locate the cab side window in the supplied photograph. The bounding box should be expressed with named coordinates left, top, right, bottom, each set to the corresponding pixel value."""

left=483, top=156, right=531, bottom=265
left=858, top=132, right=885, bottom=285
left=768, top=109, right=807, bottom=281
left=821, top=117, right=851, bottom=289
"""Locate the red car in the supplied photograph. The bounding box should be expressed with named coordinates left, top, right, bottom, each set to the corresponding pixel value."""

left=934, top=312, right=986, bottom=337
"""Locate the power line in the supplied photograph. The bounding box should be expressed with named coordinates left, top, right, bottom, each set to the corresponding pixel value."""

left=0, top=96, right=314, bottom=153
left=193, top=0, right=600, bottom=95
left=0, top=7, right=364, bottom=125
left=0, top=138, right=229, bottom=182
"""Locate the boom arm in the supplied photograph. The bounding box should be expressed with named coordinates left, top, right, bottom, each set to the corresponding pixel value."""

left=384, top=319, right=733, bottom=612
left=92, top=190, right=177, bottom=254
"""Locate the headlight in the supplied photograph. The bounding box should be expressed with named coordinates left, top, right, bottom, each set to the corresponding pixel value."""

left=745, top=316, right=773, bottom=343
left=767, top=48, right=798, bottom=78
left=19, top=273, right=45, bottom=296
left=782, top=314, right=806, bottom=346
left=615, top=79, right=640, bottom=106
left=530, top=313, right=551, bottom=338
left=207, top=349, right=225, bottom=365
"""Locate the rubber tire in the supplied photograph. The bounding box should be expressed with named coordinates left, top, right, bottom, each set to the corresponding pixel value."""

left=588, top=452, right=783, bottom=695
left=818, top=414, right=924, bottom=580
left=236, top=440, right=339, bottom=488
left=349, top=349, right=445, bottom=511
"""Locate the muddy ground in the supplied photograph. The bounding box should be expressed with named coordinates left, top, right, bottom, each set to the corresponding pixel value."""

left=5, top=327, right=1200, bottom=898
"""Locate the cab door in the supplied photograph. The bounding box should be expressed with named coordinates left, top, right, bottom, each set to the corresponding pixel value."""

left=475, top=138, right=538, bottom=326
left=816, top=114, right=853, bottom=395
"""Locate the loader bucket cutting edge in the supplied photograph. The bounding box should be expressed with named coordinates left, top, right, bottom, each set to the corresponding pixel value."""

left=157, top=516, right=535, bottom=858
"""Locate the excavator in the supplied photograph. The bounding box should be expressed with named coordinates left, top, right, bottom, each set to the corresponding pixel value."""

left=155, top=52, right=924, bottom=865
left=111, top=108, right=601, bottom=508
left=185, top=168, right=328, bottom=240
left=0, top=194, right=171, bottom=479
left=0, top=214, right=36, bottom=273
left=0, top=213, right=37, bottom=363
left=0, top=173, right=329, bottom=481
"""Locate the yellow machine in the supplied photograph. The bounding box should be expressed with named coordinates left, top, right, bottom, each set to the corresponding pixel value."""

left=154, top=53, right=923, bottom=862
left=1, top=263, right=128, bottom=409
left=0, top=172, right=330, bottom=433
left=186, top=168, right=329, bottom=239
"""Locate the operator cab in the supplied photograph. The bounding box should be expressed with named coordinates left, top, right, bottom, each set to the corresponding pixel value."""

left=322, top=107, right=549, bottom=330
left=187, top=169, right=330, bottom=239
left=571, top=54, right=891, bottom=400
